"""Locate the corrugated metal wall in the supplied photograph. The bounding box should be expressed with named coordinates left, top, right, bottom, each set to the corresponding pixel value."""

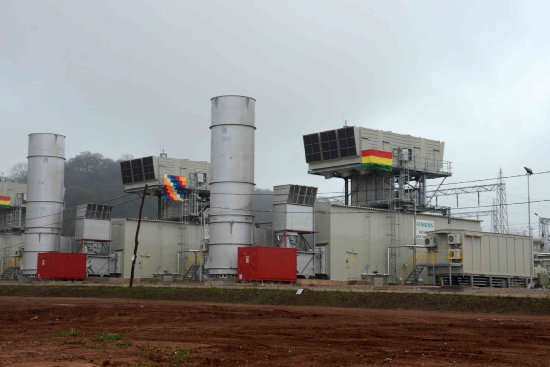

left=110, top=218, right=204, bottom=278
left=459, top=232, right=532, bottom=277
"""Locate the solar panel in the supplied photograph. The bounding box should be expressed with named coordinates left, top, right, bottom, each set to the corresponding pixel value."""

left=142, top=156, right=155, bottom=180
left=309, top=187, right=318, bottom=205
left=297, top=186, right=307, bottom=205
left=102, top=206, right=112, bottom=220
left=304, top=186, right=317, bottom=206
left=288, top=185, right=298, bottom=203
left=303, top=133, right=322, bottom=163
left=320, top=130, right=339, bottom=160
left=120, top=161, right=133, bottom=184
left=131, top=159, right=144, bottom=182
left=338, top=127, right=357, bottom=157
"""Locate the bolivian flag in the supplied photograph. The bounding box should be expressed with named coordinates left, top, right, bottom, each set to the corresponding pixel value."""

left=0, top=196, right=10, bottom=208
left=361, top=149, right=393, bottom=172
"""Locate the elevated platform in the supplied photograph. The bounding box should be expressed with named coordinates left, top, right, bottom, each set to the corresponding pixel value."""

left=307, top=158, right=452, bottom=180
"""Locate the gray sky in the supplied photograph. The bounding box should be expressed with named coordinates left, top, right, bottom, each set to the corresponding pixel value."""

left=1, top=0, right=549, bottom=233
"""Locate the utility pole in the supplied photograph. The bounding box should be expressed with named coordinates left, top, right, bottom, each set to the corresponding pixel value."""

left=130, top=185, right=148, bottom=288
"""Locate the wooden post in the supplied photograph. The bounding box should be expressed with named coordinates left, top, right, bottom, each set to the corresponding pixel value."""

left=130, top=185, right=147, bottom=288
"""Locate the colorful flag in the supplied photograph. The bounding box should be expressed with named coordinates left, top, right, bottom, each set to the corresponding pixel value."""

left=361, top=149, right=393, bottom=172
left=0, top=195, right=10, bottom=208
left=163, top=174, right=186, bottom=201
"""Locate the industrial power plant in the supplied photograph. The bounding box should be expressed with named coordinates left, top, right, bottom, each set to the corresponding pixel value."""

left=0, top=95, right=548, bottom=288
left=5, top=3, right=550, bottom=366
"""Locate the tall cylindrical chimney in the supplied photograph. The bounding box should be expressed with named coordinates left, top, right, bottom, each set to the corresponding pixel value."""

left=22, top=133, right=65, bottom=276
left=207, top=96, right=255, bottom=277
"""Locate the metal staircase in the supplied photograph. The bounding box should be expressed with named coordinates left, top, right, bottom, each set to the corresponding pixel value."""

left=1, top=267, right=19, bottom=281
left=183, top=264, right=200, bottom=281
left=403, top=265, right=425, bottom=285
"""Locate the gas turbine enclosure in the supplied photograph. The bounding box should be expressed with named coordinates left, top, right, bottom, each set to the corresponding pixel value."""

left=273, top=184, right=317, bottom=233
left=23, top=133, right=65, bottom=276
left=208, top=95, right=255, bottom=277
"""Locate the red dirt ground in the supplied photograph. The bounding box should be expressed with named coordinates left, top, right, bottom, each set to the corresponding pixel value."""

left=1, top=296, right=550, bottom=366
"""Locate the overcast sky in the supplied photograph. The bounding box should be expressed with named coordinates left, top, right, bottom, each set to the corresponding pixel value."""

left=1, top=0, right=549, bottom=234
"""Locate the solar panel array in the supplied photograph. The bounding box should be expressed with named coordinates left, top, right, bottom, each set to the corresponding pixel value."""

left=287, top=185, right=317, bottom=206
left=120, top=156, right=156, bottom=184
left=303, top=127, right=357, bottom=163
left=84, top=204, right=112, bottom=220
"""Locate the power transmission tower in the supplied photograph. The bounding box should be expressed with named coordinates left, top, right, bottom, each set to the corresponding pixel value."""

left=538, top=216, right=550, bottom=252
left=433, top=170, right=508, bottom=232
left=491, top=168, right=509, bottom=234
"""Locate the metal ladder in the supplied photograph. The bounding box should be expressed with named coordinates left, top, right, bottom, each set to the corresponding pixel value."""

left=389, top=197, right=400, bottom=282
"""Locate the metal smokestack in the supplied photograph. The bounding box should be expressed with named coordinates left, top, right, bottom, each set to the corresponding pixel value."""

left=22, top=133, right=65, bottom=276
left=208, top=96, right=255, bottom=278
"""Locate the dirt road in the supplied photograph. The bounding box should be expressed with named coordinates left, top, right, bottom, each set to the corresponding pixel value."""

left=1, top=296, right=549, bottom=366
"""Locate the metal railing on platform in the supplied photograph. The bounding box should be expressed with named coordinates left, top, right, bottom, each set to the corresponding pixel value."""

left=401, top=249, right=462, bottom=285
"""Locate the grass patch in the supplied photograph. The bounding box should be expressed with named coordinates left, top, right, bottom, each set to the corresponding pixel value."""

left=167, top=347, right=189, bottom=367
left=91, top=332, right=122, bottom=341
left=88, top=332, right=131, bottom=350
left=50, top=328, right=82, bottom=338
left=138, top=343, right=163, bottom=361
left=46, top=328, right=131, bottom=349
left=89, top=341, right=132, bottom=349
left=136, top=343, right=189, bottom=367
left=115, top=341, right=133, bottom=348
left=3, top=284, right=550, bottom=315
left=89, top=344, right=107, bottom=350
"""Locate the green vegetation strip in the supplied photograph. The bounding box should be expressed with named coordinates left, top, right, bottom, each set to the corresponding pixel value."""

left=1, top=285, right=550, bottom=315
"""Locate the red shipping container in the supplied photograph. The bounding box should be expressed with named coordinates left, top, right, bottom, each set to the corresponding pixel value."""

left=37, top=253, right=87, bottom=280
left=238, top=246, right=297, bottom=282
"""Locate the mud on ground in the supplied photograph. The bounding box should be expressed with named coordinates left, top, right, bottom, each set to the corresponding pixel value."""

left=1, top=296, right=550, bottom=366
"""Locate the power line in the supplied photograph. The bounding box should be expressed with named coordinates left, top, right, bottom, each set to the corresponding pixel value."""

left=425, top=170, right=550, bottom=187
left=6, top=193, right=134, bottom=224
left=451, top=199, right=550, bottom=211
left=207, top=197, right=550, bottom=215
left=5, top=168, right=550, bottom=234
left=36, top=196, right=142, bottom=232
left=0, top=196, right=142, bottom=251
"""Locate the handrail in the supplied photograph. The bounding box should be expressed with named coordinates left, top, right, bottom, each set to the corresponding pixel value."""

left=392, top=154, right=452, bottom=175
left=400, top=249, right=462, bottom=284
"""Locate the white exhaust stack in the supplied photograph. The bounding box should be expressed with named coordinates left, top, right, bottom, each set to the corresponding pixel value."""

left=207, top=96, right=255, bottom=277
left=22, top=133, right=65, bottom=276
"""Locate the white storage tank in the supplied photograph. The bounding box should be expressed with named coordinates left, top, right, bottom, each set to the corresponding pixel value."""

left=207, top=95, right=255, bottom=277
left=22, top=133, right=65, bottom=276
